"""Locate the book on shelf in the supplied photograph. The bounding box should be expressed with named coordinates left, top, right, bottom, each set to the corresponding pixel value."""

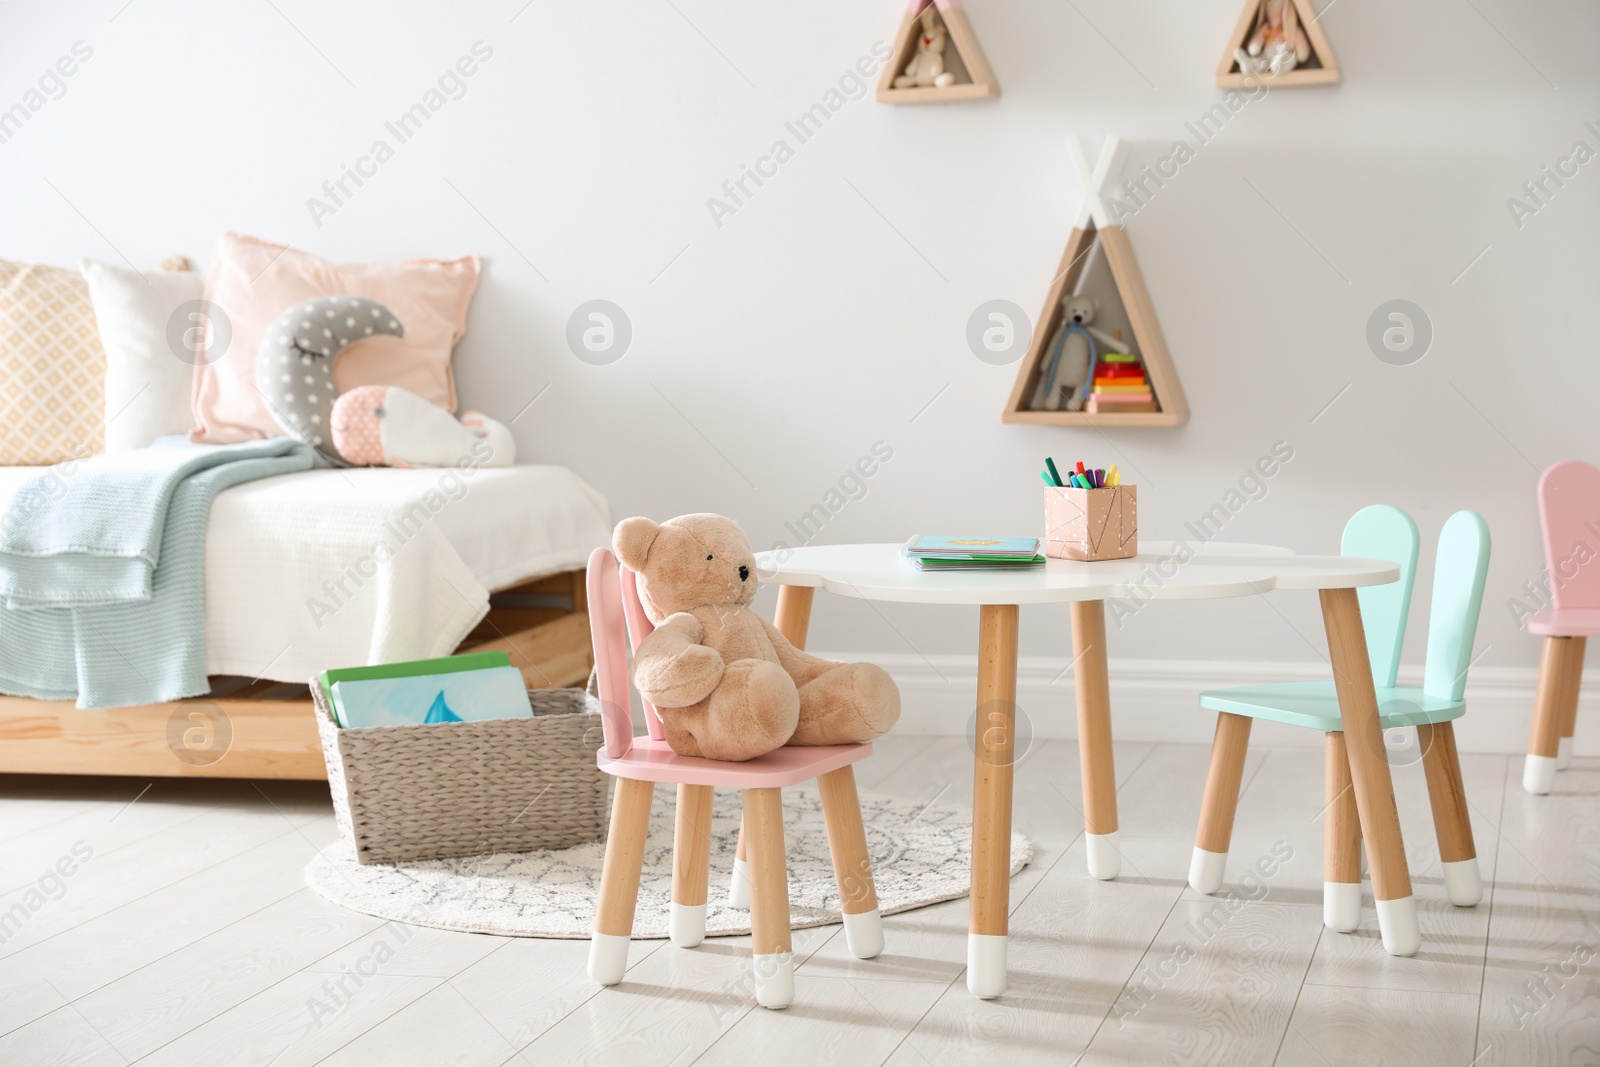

left=1087, top=398, right=1161, bottom=414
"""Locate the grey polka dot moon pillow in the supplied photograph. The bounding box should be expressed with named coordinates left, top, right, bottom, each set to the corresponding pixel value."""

left=256, top=296, right=404, bottom=464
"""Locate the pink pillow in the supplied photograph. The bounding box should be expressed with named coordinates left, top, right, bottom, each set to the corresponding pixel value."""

left=190, top=232, right=480, bottom=444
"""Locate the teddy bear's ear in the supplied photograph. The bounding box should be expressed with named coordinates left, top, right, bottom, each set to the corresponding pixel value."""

left=1089, top=297, right=1100, bottom=312
left=613, top=517, right=661, bottom=570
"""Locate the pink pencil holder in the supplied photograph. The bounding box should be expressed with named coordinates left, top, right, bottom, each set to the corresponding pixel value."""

left=1044, top=484, right=1138, bottom=561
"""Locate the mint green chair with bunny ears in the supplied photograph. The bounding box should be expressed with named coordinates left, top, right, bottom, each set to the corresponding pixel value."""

left=1186, top=508, right=1490, bottom=957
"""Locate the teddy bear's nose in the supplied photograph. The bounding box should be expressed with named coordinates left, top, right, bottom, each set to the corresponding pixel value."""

left=738, top=565, right=749, bottom=582
left=1072, top=314, right=1083, bottom=323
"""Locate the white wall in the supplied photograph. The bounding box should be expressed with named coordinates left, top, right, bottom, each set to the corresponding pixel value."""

left=4, top=1, right=1598, bottom=748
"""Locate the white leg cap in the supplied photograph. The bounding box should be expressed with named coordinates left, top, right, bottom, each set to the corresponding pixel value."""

left=1323, top=881, right=1361, bottom=932
left=1524, top=754, right=1558, bottom=795
left=1442, top=858, right=1483, bottom=907
left=1557, top=735, right=1574, bottom=771
left=669, top=902, right=706, bottom=948
left=752, top=951, right=794, bottom=1009
left=966, top=933, right=1008, bottom=999
left=1189, top=847, right=1227, bottom=895
left=1374, top=895, right=1421, bottom=957
left=843, top=908, right=884, bottom=960
left=587, top=932, right=631, bottom=985
left=728, top=857, right=750, bottom=910
left=1086, top=831, right=1121, bottom=880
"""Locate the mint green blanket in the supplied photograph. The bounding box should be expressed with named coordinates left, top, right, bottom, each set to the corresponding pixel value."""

left=0, top=437, right=313, bottom=708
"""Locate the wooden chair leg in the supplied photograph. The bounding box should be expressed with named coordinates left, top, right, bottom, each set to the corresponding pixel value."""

left=1323, top=732, right=1362, bottom=932
left=1558, top=636, right=1586, bottom=771
left=1189, top=712, right=1252, bottom=894
left=728, top=817, right=750, bottom=909
left=1320, top=587, right=1418, bottom=956
left=589, top=777, right=654, bottom=985
left=671, top=784, right=713, bottom=947
left=743, top=786, right=794, bottom=1009
left=1417, top=721, right=1482, bottom=906
left=818, top=765, right=883, bottom=960
left=1526, top=635, right=1581, bottom=794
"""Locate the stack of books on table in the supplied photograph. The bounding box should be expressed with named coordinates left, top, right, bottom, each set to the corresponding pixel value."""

left=902, top=535, right=1045, bottom=571
left=319, top=651, right=535, bottom=728
left=1085, top=353, right=1160, bottom=414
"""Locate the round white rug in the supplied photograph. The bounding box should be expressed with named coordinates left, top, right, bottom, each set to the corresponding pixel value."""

left=306, top=785, right=1032, bottom=939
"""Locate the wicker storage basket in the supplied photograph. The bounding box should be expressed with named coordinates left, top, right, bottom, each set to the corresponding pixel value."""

left=313, top=681, right=609, bottom=865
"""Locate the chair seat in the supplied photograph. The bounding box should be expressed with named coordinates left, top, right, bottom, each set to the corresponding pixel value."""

left=598, top=735, right=873, bottom=787
left=1200, top=681, right=1466, bottom=732
left=1527, top=607, right=1600, bottom=636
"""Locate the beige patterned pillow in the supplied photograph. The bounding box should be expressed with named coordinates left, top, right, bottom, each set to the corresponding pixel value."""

left=0, top=258, right=105, bottom=465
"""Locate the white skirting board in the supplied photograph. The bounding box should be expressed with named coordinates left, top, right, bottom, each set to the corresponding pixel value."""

left=810, top=652, right=1596, bottom=757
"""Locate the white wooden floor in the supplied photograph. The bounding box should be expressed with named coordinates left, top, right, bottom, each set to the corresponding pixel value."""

left=1, top=735, right=1596, bottom=1066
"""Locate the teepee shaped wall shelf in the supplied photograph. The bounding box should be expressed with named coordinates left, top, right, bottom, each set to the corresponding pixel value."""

left=1216, top=0, right=1340, bottom=88
left=877, top=0, right=999, bottom=104
left=1003, top=137, right=1188, bottom=428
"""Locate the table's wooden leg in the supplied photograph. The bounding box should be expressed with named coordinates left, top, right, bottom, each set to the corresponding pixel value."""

left=775, top=585, right=815, bottom=646
left=1070, top=599, right=1120, bottom=880
left=728, top=584, right=816, bottom=910
left=1524, top=635, right=1579, bottom=794
left=1319, top=587, right=1419, bottom=956
left=969, top=603, right=1018, bottom=999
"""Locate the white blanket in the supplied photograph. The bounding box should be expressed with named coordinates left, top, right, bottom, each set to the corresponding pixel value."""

left=0, top=464, right=611, bottom=685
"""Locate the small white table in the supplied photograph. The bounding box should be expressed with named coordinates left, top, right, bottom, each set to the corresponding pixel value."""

left=755, top=541, right=1411, bottom=998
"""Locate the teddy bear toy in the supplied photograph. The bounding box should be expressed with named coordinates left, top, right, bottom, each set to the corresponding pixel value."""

left=613, top=513, right=901, bottom=762
left=1031, top=295, right=1132, bottom=411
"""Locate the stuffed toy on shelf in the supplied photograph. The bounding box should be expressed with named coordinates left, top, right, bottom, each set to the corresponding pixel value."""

left=894, top=7, right=957, bottom=89
left=1235, top=0, right=1311, bottom=77
left=1030, top=295, right=1133, bottom=412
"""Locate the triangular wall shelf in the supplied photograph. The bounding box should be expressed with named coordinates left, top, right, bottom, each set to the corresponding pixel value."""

left=1216, top=0, right=1340, bottom=88
left=877, top=0, right=999, bottom=104
left=1003, top=138, right=1188, bottom=429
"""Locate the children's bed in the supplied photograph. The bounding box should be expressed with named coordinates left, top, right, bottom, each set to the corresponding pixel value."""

left=0, top=464, right=610, bottom=780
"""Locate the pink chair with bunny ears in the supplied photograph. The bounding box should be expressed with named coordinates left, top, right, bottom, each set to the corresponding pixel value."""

left=1523, top=461, right=1600, bottom=793
left=584, top=547, right=884, bottom=1009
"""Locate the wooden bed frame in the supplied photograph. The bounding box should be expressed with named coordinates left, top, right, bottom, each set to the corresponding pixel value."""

left=0, top=569, right=594, bottom=781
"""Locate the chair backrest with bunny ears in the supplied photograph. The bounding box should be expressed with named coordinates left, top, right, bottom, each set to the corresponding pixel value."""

left=1341, top=505, right=1420, bottom=688
left=585, top=547, right=635, bottom=760
left=1538, top=460, right=1600, bottom=611
left=1422, top=511, right=1492, bottom=703
left=619, top=566, right=667, bottom=741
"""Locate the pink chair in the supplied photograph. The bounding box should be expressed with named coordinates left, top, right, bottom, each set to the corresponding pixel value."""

left=1524, top=461, right=1600, bottom=794
left=584, top=547, right=885, bottom=1009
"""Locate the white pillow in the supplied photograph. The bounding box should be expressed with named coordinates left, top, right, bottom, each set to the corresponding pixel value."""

left=80, top=259, right=203, bottom=451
